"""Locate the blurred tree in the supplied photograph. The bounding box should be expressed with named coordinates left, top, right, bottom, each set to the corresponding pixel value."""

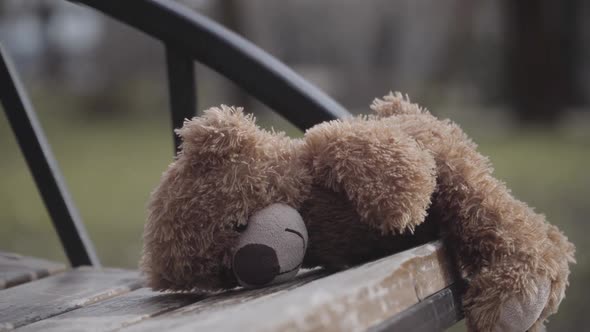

left=215, top=0, right=251, bottom=110
left=37, top=0, right=63, bottom=81
left=85, top=14, right=164, bottom=117
left=504, top=0, right=583, bottom=126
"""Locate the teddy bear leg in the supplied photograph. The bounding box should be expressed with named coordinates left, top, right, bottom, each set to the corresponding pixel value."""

left=419, top=127, right=573, bottom=331
left=303, top=118, right=437, bottom=234
left=429, top=135, right=573, bottom=331
left=371, top=92, right=575, bottom=331
left=432, top=147, right=574, bottom=331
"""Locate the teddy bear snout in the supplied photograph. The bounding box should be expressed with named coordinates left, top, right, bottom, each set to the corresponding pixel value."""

left=232, top=203, right=309, bottom=288
left=233, top=243, right=280, bottom=286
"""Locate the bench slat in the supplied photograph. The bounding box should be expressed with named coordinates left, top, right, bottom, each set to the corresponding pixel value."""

left=0, top=252, right=66, bottom=290
left=14, top=269, right=325, bottom=332
left=121, top=241, right=455, bottom=332
left=119, top=269, right=326, bottom=332
left=0, top=268, right=141, bottom=331
left=13, top=288, right=199, bottom=332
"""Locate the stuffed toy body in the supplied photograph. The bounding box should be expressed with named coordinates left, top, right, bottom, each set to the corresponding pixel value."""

left=141, top=93, right=574, bottom=332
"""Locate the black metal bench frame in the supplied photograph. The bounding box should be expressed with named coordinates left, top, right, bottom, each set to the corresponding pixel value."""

left=0, top=0, right=462, bottom=329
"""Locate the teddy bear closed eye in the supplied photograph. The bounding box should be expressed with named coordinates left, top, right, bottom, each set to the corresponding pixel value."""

left=141, top=93, right=575, bottom=332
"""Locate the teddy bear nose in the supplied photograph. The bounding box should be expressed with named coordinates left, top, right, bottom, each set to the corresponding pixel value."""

left=233, top=243, right=280, bottom=286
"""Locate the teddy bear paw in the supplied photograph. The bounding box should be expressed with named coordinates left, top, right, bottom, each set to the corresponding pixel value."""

left=492, top=278, right=550, bottom=332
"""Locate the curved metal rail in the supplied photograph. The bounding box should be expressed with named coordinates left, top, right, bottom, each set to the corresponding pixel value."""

left=71, top=0, right=351, bottom=130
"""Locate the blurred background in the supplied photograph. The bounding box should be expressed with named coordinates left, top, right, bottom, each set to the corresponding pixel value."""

left=0, top=0, right=588, bottom=330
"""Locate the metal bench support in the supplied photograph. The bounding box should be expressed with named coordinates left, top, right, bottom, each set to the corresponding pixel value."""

left=369, top=284, right=464, bottom=332
left=165, top=45, right=196, bottom=153
left=0, top=45, right=100, bottom=267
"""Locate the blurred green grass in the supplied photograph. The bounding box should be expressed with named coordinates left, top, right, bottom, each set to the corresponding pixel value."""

left=0, top=111, right=172, bottom=267
left=1, top=105, right=588, bottom=330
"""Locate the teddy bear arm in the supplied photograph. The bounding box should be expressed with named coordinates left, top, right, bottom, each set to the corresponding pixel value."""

left=304, top=119, right=436, bottom=234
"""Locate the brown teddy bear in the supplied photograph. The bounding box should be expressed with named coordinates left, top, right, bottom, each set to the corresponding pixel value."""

left=141, top=92, right=575, bottom=331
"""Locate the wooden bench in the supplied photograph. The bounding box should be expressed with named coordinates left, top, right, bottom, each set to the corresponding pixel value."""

left=0, top=1, right=464, bottom=330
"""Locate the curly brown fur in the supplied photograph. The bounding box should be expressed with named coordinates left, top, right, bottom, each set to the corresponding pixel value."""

left=302, top=118, right=437, bottom=234
left=141, top=106, right=311, bottom=291
left=370, top=92, right=575, bottom=331
left=301, top=184, right=440, bottom=270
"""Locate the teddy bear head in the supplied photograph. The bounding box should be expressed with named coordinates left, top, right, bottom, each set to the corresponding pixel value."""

left=140, top=106, right=311, bottom=291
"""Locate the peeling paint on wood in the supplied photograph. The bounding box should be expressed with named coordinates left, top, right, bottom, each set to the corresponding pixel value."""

left=0, top=267, right=142, bottom=331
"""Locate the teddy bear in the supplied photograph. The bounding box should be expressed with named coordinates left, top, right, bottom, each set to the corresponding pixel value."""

left=140, top=92, right=575, bottom=331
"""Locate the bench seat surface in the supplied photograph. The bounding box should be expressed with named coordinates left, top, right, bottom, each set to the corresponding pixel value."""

left=0, top=252, right=66, bottom=290
left=0, top=241, right=462, bottom=332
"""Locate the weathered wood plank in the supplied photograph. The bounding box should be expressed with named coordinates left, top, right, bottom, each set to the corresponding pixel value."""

left=13, top=288, right=200, bottom=332
left=14, top=269, right=325, bottom=332
left=0, top=267, right=142, bottom=331
left=121, top=269, right=328, bottom=332
left=122, top=241, right=455, bottom=332
left=0, top=251, right=66, bottom=290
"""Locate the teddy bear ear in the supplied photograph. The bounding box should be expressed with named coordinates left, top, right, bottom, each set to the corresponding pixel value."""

left=370, top=91, right=426, bottom=118
left=175, top=105, right=260, bottom=162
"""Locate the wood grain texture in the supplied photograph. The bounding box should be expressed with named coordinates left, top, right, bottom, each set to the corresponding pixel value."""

left=0, top=267, right=142, bottom=331
left=121, top=269, right=328, bottom=332
left=0, top=251, right=66, bottom=290
left=14, top=288, right=200, bottom=332
left=122, top=241, right=455, bottom=332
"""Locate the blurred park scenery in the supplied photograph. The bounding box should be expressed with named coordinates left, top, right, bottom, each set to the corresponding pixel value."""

left=1, top=0, right=589, bottom=330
